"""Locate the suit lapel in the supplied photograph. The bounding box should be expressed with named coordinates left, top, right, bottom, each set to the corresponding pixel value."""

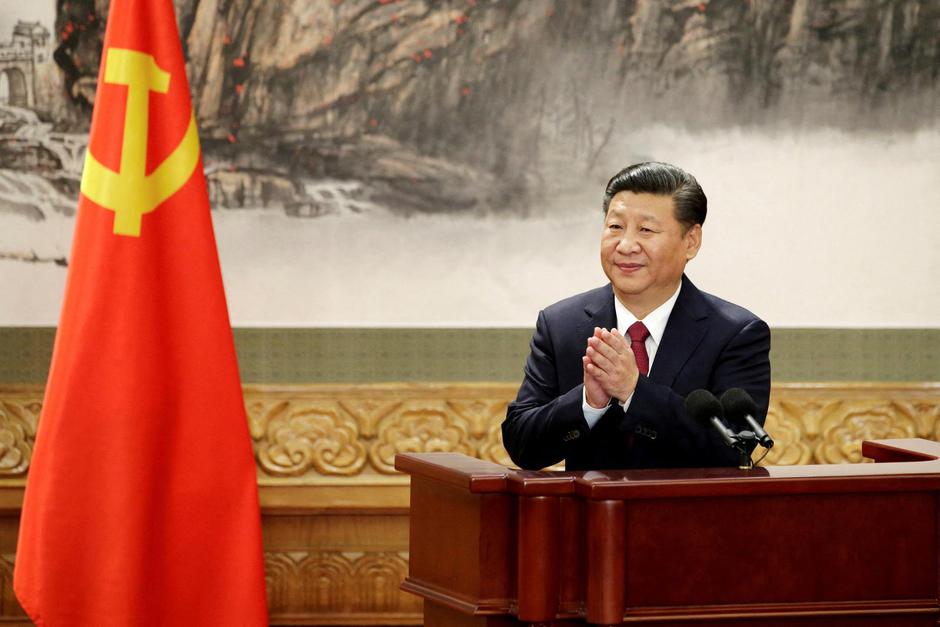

left=578, top=279, right=708, bottom=393
left=649, top=276, right=709, bottom=387
left=580, top=285, right=617, bottom=340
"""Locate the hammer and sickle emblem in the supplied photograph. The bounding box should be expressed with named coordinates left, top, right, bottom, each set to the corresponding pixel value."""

left=80, top=48, right=200, bottom=237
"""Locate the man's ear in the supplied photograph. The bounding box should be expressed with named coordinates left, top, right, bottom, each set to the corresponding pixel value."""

left=684, top=224, right=702, bottom=261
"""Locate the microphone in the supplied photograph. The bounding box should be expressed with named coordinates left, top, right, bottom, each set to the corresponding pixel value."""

left=684, top=389, right=737, bottom=449
left=721, top=388, right=774, bottom=449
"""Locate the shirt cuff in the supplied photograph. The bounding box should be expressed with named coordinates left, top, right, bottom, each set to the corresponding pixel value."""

left=582, top=387, right=609, bottom=429
left=618, top=392, right=635, bottom=412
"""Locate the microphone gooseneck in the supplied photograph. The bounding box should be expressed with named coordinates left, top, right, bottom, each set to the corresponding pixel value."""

left=685, top=389, right=756, bottom=469
left=721, top=388, right=774, bottom=450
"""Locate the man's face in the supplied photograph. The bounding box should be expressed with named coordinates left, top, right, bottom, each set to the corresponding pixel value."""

left=600, top=191, right=701, bottom=314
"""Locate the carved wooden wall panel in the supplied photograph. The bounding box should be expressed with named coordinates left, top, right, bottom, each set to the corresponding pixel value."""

left=6, top=383, right=934, bottom=481
left=760, top=385, right=940, bottom=465
left=243, top=384, right=940, bottom=474
left=0, top=382, right=936, bottom=625
left=243, top=384, right=517, bottom=484
left=0, top=396, right=38, bottom=477
left=259, top=511, right=419, bottom=624
left=264, top=551, right=419, bottom=619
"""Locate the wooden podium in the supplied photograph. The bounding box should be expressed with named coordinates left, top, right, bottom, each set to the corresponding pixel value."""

left=396, top=439, right=940, bottom=626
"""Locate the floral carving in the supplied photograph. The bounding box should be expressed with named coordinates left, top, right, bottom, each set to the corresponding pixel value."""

left=369, top=407, right=471, bottom=473
left=0, top=385, right=939, bottom=483
left=773, top=399, right=846, bottom=441
left=895, top=401, right=940, bottom=438
left=245, top=399, right=273, bottom=441
left=448, top=399, right=508, bottom=438
left=339, top=400, right=402, bottom=438
left=0, top=401, right=38, bottom=476
left=817, top=405, right=917, bottom=464
left=256, top=401, right=366, bottom=476
left=479, top=421, right=514, bottom=467
left=759, top=403, right=812, bottom=466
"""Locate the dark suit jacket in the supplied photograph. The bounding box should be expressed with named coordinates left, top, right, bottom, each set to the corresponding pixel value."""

left=502, top=275, right=771, bottom=470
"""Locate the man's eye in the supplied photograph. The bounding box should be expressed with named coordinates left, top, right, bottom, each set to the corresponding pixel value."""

left=607, top=224, right=622, bottom=231
left=640, top=227, right=655, bottom=233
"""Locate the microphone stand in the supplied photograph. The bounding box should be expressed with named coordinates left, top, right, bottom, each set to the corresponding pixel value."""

left=731, top=430, right=758, bottom=470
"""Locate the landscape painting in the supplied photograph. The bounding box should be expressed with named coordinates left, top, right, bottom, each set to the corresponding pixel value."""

left=1, top=0, right=938, bottom=326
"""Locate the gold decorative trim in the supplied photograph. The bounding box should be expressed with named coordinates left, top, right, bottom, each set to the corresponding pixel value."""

left=250, top=399, right=368, bottom=477
left=761, top=383, right=940, bottom=465
left=0, top=383, right=938, bottom=480
left=244, top=384, right=515, bottom=483
left=0, top=399, right=36, bottom=477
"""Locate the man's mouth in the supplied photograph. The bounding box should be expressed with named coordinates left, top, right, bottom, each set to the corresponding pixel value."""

left=616, top=262, right=644, bottom=273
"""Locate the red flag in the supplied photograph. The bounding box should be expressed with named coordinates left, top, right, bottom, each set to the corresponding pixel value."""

left=14, top=0, right=268, bottom=624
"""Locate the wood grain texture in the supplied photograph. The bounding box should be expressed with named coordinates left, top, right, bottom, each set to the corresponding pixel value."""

left=401, top=440, right=940, bottom=626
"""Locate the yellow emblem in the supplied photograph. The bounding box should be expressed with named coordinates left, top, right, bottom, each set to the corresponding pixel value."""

left=80, top=48, right=200, bottom=237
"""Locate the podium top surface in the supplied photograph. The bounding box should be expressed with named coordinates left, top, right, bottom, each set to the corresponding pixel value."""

left=396, top=438, right=940, bottom=499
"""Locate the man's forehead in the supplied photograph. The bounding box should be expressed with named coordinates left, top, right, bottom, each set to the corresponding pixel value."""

left=607, top=191, right=675, bottom=216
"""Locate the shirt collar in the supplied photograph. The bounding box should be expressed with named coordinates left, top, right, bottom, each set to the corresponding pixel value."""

left=613, top=282, right=682, bottom=347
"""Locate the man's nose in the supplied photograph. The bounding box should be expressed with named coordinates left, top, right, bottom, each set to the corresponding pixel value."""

left=615, top=233, right=640, bottom=254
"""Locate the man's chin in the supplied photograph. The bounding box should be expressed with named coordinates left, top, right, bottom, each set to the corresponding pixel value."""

left=611, top=280, right=649, bottom=296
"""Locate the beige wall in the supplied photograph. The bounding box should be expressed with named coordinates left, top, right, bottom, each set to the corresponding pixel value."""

left=5, top=126, right=938, bottom=327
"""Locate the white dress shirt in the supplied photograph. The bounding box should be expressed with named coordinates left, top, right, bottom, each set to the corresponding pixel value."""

left=582, top=283, right=683, bottom=429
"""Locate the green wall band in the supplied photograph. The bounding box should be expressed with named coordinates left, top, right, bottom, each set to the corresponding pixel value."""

left=1, top=327, right=937, bottom=384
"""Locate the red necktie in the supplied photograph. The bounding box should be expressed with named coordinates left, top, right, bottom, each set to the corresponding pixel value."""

left=628, top=321, right=651, bottom=376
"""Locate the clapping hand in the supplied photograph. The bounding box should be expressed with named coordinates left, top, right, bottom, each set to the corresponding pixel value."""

left=583, top=327, right=640, bottom=404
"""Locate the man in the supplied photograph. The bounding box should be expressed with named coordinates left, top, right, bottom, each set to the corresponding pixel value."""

left=502, top=162, right=770, bottom=470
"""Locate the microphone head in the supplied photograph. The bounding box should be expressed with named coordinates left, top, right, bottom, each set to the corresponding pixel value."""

left=720, top=388, right=760, bottom=424
left=684, top=389, right=723, bottom=425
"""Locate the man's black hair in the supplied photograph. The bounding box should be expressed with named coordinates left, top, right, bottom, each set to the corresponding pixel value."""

left=602, top=162, right=707, bottom=228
